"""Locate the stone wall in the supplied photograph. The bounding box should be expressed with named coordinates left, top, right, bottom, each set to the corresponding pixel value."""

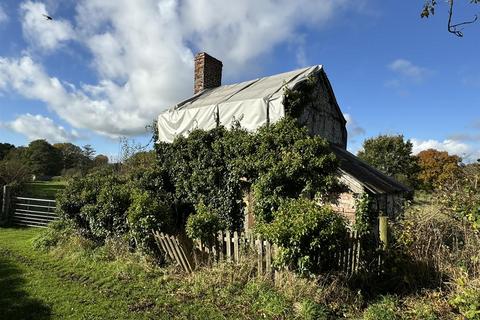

left=296, top=71, right=348, bottom=149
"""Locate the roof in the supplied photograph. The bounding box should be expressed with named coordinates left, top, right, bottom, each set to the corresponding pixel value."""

left=331, top=145, right=411, bottom=194
left=157, top=65, right=323, bottom=143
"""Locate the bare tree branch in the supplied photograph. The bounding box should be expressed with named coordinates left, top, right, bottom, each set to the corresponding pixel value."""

left=447, top=0, right=478, bottom=37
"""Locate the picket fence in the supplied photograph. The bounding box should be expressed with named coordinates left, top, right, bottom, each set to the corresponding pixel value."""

left=153, top=229, right=374, bottom=276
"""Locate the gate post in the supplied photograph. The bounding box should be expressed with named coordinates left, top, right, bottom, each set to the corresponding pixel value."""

left=1, top=185, right=10, bottom=225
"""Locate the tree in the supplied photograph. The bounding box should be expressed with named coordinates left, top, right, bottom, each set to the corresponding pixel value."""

left=0, top=143, right=15, bottom=160
left=25, top=140, right=63, bottom=177
left=0, top=160, right=31, bottom=185
left=421, top=0, right=479, bottom=37
left=357, top=135, right=419, bottom=188
left=82, top=144, right=96, bottom=160
left=417, top=149, right=462, bottom=190
left=93, top=154, right=109, bottom=167
left=53, top=143, right=89, bottom=171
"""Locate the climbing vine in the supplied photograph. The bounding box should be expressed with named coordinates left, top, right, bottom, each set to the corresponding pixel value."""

left=354, top=192, right=373, bottom=235
left=283, top=75, right=318, bottom=118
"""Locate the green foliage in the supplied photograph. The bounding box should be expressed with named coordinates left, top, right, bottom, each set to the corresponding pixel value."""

left=0, top=142, right=15, bottom=160
left=156, top=126, right=250, bottom=231
left=57, top=173, right=130, bottom=241
left=127, top=189, right=172, bottom=250
left=32, top=219, right=75, bottom=250
left=155, top=117, right=342, bottom=232
left=354, top=192, right=373, bottom=235
left=185, top=201, right=226, bottom=246
left=244, top=281, right=289, bottom=318
left=25, top=139, right=63, bottom=176
left=283, top=75, right=317, bottom=118
left=450, top=286, right=480, bottom=319
left=250, top=117, right=344, bottom=222
left=358, top=134, right=418, bottom=188
left=257, top=198, right=347, bottom=275
left=295, top=299, right=328, bottom=320
left=362, top=295, right=399, bottom=320
left=436, top=164, right=480, bottom=230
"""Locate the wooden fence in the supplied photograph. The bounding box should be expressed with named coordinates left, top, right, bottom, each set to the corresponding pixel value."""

left=11, top=197, right=58, bottom=228
left=153, top=229, right=376, bottom=276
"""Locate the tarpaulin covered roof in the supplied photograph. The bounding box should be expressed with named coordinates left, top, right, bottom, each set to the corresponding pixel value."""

left=157, top=65, right=322, bottom=143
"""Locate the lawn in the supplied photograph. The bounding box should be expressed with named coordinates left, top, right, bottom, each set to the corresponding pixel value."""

left=22, top=181, right=67, bottom=199
left=0, top=227, right=311, bottom=320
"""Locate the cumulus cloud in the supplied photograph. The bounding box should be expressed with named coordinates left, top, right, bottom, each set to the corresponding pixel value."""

left=0, top=4, right=8, bottom=24
left=411, top=138, right=480, bottom=162
left=1, top=0, right=355, bottom=138
left=4, top=113, right=79, bottom=143
left=388, top=59, right=429, bottom=82
left=20, top=1, right=75, bottom=51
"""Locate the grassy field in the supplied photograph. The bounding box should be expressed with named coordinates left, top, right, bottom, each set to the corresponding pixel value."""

left=22, top=181, right=67, bottom=199
left=0, top=227, right=331, bottom=320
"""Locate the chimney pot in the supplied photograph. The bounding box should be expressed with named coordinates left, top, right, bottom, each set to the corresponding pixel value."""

left=194, top=52, right=223, bottom=94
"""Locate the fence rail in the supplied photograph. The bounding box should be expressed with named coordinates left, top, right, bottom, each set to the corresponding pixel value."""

left=12, top=196, right=57, bottom=228
left=153, top=229, right=377, bottom=277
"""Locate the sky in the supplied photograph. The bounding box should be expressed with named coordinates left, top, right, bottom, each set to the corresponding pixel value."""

left=0, top=0, right=479, bottom=162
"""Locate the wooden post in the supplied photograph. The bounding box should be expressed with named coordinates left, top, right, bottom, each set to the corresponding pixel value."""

left=233, top=231, right=239, bottom=263
left=379, top=216, right=388, bottom=249
left=265, top=240, right=272, bottom=274
left=1, top=185, right=10, bottom=223
left=257, top=235, right=264, bottom=275
left=225, top=230, right=232, bottom=262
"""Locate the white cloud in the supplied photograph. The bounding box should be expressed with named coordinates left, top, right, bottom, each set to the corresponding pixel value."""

left=2, top=0, right=355, bottom=138
left=5, top=113, right=79, bottom=143
left=411, top=138, right=480, bottom=162
left=0, top=4, right=8, bottom=24
left=344, top=113, right=365, bottom=138
left=388, top=59, right=429, bottom=82
left=20, top=1, right=75, bottom=51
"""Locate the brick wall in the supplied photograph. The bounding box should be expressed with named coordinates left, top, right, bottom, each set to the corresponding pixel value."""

left=194, top=52, right=223, bottom=94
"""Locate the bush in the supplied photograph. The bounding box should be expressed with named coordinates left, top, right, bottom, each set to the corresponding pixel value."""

left=186, top=201, right=226, bottom=246
left=257, top=198, right=347, bottom=276
left=57, top=173, right=131, bottom=241
left=32, top=219, right=76, bottom=250
left=127, top=189, right=172, bottom=250
left=362, top=295, right=399, bottom=320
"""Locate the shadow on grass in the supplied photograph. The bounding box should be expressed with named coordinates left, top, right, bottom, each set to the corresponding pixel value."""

left=0, top=255, right=51, bottom=320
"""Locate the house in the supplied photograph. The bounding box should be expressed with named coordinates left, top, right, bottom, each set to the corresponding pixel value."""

left=157, top=52, right=410, bottom=226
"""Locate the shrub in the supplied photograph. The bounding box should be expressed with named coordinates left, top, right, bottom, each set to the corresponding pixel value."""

left=186, top=201, right=226, bottom=246
left=257, top=198, right=347, bottom=276
left=450, top=278, right=480, bottom=320
left=294, top=299, right=329, bottom=320
left=127, top=189, right=172, bottom=250
left=57, top=173, right=131, bottom=242
left=32, top=219, right=76, bottom=250
left=362, top=295, right=400, bottom=320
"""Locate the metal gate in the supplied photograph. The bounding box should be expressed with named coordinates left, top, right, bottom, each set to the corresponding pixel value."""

left=12, top=197, right=58, bottom=228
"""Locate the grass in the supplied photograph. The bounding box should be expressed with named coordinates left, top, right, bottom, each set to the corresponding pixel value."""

left=0, top=227, right=338, bottom=320
left=22, top=181, right=67, bottom=199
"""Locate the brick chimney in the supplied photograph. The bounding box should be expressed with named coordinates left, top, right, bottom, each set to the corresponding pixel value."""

left=194, top=52, right=223, bottom=94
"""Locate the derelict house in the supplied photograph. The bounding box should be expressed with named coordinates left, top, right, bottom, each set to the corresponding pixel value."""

left=157, top=52, right=410, bottom=226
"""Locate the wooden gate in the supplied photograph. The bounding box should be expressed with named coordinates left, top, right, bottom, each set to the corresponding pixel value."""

left=12, top=197, right=58, bottom=228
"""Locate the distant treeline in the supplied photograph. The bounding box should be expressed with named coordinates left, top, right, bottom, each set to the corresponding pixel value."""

left=0, top=140, right=109, bottom=185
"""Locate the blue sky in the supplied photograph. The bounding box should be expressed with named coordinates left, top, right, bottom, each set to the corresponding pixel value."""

left=0, top=0, right=479, bottom=162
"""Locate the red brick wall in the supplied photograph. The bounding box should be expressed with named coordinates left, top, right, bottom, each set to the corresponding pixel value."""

left=194, top=52, right=223, bottom=94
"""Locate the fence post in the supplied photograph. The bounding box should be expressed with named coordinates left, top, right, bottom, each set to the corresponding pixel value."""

left=1, top=185, right=10, bottom=224
left=379, top=215, right=389, bottom=249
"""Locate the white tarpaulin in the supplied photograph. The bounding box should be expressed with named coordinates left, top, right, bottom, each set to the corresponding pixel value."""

left=157, top=65, right=322, bottom=143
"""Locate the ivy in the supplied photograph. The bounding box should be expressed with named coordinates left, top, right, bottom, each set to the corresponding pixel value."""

left=354, top=192, right=373, bottom=235
left=283, top=75, right=318, bottom=118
